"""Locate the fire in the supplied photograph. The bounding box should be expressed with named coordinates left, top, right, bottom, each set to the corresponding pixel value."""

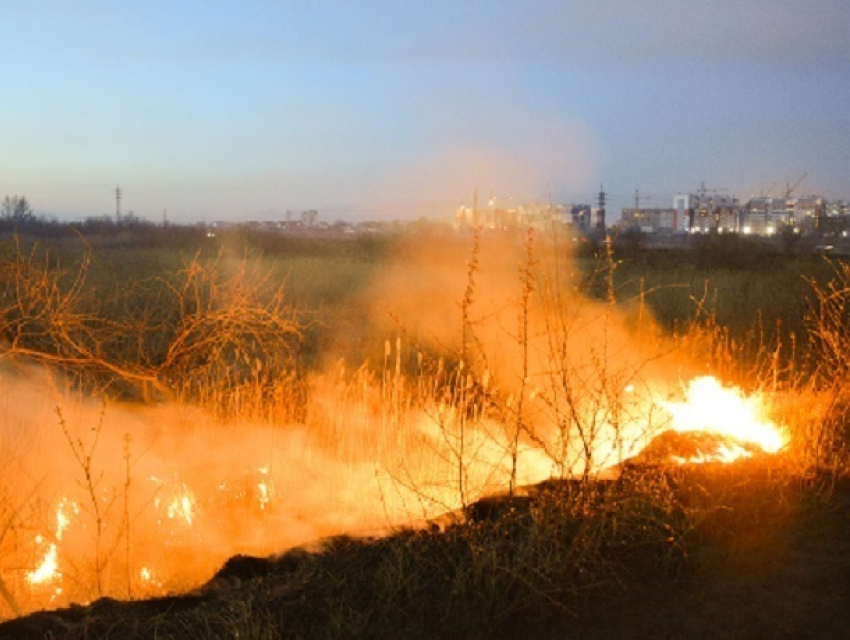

left=55, top=498, right=79, bottom=540
left=26, top=498, right=79, bottom=586
left=10, top=371, right=789, bottom=617
left=257, top=466, right=272, bottom=510
left=662, top=376, right=787, bottom=463
left=26, top=538, right=59, bottom=585
left=139, top=566, right=163, bottom=589
left=153, top=480, right=197, bottom=527
left=166, top=492, right=195, bottom=526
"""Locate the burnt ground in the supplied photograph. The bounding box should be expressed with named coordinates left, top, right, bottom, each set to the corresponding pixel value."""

left=0, top=468, right=848, bottom=640
left=558, top=482, right=850, bottom=639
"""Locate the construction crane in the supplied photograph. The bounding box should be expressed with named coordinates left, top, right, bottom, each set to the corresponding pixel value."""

left=784, top=172, right=807, bottom=199
left=782, top=172, right=808, bottom=229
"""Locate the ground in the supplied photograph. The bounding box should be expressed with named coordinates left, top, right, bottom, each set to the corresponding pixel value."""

left=559, top=480, right=850, bottom=640
left=1, top=471, right=847, bottom=639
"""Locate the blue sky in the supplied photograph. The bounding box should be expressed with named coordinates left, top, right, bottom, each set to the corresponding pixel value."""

left=2, top=1, right=848, bottom=222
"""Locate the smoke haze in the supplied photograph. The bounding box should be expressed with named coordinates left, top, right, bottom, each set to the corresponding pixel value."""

left=1, top=230, right=699, bottom=615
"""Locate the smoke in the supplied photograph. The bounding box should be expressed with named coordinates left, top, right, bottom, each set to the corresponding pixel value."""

left=363, top=228, right=697, bottom=474
left=366, top=228, right=689, bottom=390
left=1, top=228, right=700, bottom=616
left=356, top=107, right=601, bottom=218
left=0, top=365, right=420, bottom=612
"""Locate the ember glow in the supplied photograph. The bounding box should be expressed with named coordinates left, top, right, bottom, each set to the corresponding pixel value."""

left=257, top=467, right=272, bottom=510
left=26, top=498, right=80, bottom=586
left=662, top=376, right=787, bottom=463
left=166, top=491, right=195, bottom=526
left=26, top=538, right=59, bottom=585
left=55, top=498, right=79, bottom=540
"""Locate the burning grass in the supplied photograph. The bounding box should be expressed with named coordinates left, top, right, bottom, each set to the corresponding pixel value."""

left=0, top=229, right=847, bottom=636
left=2, top=457, right=846, bottom=639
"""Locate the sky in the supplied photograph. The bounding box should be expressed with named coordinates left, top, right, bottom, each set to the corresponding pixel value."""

left=2, top=0, right=849, bottom=223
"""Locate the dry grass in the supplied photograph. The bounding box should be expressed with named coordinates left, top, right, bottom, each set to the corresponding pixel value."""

left=0, top=229, right=847, bottom=636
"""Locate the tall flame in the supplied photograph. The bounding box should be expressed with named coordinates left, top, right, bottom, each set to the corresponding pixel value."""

left=26, top=498, right=78, bottom=586
left=663, top=376, right=787, bottom=463
left=26, top=538, right=59, bottom=585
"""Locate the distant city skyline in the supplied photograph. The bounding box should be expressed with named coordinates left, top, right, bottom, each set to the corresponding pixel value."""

left=2, top=1, right=849, bottom=223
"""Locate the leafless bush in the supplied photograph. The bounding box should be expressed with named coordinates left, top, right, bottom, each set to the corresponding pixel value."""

left=0, top=239, right=303, bottom=416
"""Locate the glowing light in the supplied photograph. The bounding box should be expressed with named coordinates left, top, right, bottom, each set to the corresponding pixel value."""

left=257, top=482, right=270, bottom=508
left=257, top=467, right=272, bottom=509
left=25, top=498, right=79, bottom=587
left=27, top=542, right=59, bottom=584
left=139, top=566, right=164, bottom=590
left=663, top=376, right=786, bottom=463
left=672, top=442, right=753, bottom=465
left=55, top=498, right=79, bottom=541
left=167, top=492, right=195, bottom=525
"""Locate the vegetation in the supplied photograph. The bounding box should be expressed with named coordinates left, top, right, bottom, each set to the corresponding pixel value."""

left=0, top=224, right=847, bottom=638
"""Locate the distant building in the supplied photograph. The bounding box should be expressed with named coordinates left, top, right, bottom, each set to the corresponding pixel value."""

left=454, top=200, right=571, bottom=231
left=453, top=187, right=849, bottom=240
left=821, top=200, right=850, bottom=237
left=620, top=207, right=679, bottom=233
left=792, top=195, right=825, bottom=233
left=672, top=195, right=693, bottom=233
left=674, top=192, right=737, bottom=234
left=569, top=204, right=593, bottom=232
left=741, top=197, right=789, bottom=235
left=300, top=210, right=319, bottom=226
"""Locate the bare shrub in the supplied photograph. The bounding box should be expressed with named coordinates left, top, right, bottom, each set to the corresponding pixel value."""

left=0, top=239, right=303, bottom=418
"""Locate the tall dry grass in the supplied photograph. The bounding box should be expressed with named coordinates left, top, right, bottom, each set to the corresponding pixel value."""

left=0, top=230, right=846, bottom=627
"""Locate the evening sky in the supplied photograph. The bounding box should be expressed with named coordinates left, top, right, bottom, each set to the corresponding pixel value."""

left=2, top=1, right=848, bottom=222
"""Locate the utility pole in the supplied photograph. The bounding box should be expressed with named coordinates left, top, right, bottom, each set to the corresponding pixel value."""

left=597, top=184, right=606, bottom=231
left=634, top=188, right=653, bottom=210
left=115, top=185, right=122, bottom=223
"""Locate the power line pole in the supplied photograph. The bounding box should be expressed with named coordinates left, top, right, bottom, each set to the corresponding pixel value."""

left=634, top=188, right=653, bottom=210
left=115, top=185, right=122, bottom=223
left=597, top=184, right=606, bottom=231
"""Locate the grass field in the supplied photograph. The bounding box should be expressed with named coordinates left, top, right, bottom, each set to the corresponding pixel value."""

left=0, top=224, right=847, bottom=637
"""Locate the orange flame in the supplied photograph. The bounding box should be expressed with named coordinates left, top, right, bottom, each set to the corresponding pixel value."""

left=26, top=498, right=79, bottom=586
left=153, top=480, right=197, bottom=527
left=166, top=492, right=195, bottom=526
left=26, top=538, right=59, bottom=585
left=257, top=466, right=272, bottom=510
left=663, top=376, right=787, bottom=463
left=55, top=498, right=79, bottom=541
